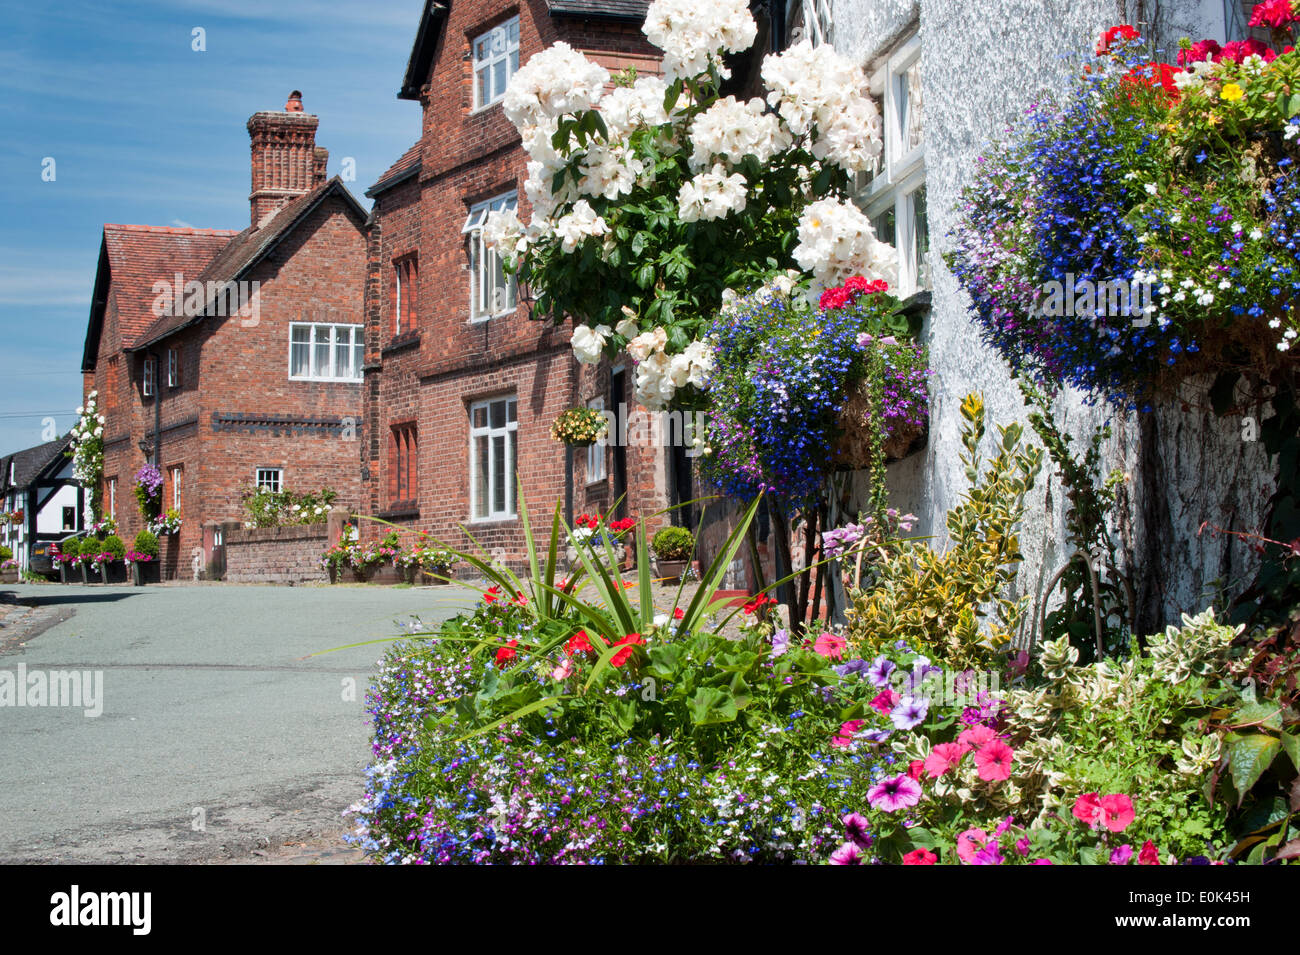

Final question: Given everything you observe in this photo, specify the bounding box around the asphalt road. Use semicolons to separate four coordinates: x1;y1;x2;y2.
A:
0;582;475;863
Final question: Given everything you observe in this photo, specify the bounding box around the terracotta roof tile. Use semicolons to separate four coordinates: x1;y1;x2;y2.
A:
367;142;422;197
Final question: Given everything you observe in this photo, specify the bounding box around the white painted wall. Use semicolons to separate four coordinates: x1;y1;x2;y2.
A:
831;0;1269;633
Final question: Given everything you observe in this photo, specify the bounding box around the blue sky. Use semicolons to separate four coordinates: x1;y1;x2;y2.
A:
0;0;426;457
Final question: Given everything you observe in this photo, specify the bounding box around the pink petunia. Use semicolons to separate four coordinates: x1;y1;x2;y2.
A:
1099;793;1135;833
1072;792;1105;828
956;828;989;864
958;724;999;748
831;719;866;748
830;842;863;865
902;848;937;865
973;740;1015;782
923;742;971;778
814;632;847;660
869;688;900;715
1138;840;1161;865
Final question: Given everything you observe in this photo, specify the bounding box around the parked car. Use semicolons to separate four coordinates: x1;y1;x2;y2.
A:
29;532;84;578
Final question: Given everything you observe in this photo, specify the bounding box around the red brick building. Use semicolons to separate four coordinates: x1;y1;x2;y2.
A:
361;0;689;567
81;93;368;578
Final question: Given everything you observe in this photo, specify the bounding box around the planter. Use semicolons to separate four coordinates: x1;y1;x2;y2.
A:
80;562;102;585
103;561;129;585
327;564;341;584
656;558;689;583
350;566;370;583
368;561;402;585
833;387;928;469
0;568;18;585
59;562;73;584
131;561;160;586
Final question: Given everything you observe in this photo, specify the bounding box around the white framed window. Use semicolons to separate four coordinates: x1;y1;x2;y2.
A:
256;468;283;493
170;466;182;512
469;396;518;520
108;477;117;519
790;0;834;47
586;397;606;483
167;347;180;388
289;323;364;381
473;17;520;110
855;33;930;297
142;357;156;397
464;193;518;321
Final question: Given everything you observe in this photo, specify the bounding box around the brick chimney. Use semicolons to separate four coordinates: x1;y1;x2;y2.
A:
246;91;330;227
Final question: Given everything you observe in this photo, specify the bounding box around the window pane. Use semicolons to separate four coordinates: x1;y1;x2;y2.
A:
477;67;489;107
314;326;332;378
490;399;506;430
493;60;507;100
901;60;924;153
508;429;517;513
912;185;931;290
506;398;517;423
475;434;489;517
353;340;364;379
473;405;487;429
872;206;896;248
291;340;310;377
492;435;506;513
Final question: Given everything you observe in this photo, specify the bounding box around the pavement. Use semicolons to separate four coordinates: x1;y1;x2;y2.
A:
0;581;476;864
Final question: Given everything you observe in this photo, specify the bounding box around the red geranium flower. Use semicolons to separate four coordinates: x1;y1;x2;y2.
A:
610;633;646;667
1177;38;1221;66
843;275;889;296
902;848;938;865
495;639;518;668
512;590;528;607
1096;24;1140;56
1217;37;1276;63
1250;0;1299;29
742;593;777;615
673;607;684;620
1121;61;1181;101
565;630;597;656
1138;840;1161;865
483;585;502;604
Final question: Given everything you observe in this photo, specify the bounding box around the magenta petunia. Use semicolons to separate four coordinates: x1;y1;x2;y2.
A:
973;739;1015;781
866;773;923;812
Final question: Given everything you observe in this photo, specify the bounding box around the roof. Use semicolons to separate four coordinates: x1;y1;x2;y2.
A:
366;142;422;198
546;1;652;20
1;435;73;490
125;178;369;352
80;225;237;370
398;1;652;100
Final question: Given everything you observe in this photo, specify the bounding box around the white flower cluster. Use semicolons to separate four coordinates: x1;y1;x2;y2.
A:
630;329;715;409
793;198;898;292
642;0;757;82
599;77;672;139
502;42;610;131
69;390;107;487
571;323;612;364
555;199;611;253
687;96;791;172
677;164;748;221
761;40;883;173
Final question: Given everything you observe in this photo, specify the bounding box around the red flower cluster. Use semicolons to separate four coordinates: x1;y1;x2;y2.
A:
1217;37;1278;63
1095;24;1140;56
742;593;777;615
608;518;636;532
1249;0;1299;29
495;639;519;668
1121;61;1182;101
575;513;601;529
1176;38;1220;66
610;633;645;667
902;848;938;865
565;630;596;656
818;276;890;311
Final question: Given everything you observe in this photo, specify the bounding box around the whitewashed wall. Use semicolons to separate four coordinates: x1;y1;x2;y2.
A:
832;0;1273;634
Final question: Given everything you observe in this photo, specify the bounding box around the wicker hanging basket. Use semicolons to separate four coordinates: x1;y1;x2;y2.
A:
831;382;928;470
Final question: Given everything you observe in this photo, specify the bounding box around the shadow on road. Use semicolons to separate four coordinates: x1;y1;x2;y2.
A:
1;589;141;607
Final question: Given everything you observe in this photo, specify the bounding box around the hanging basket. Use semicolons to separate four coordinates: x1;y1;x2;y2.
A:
831;386;928;470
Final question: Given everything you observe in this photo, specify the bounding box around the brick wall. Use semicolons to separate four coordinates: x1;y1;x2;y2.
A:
360;0;670;568
221;521;330;583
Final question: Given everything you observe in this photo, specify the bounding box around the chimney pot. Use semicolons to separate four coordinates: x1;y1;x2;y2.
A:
285;90;304;112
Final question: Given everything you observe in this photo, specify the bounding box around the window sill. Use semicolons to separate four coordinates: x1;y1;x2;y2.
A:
382;332;421;357
288;375;364;384
378;506;419;521
468;514;518;525
469;100;504;117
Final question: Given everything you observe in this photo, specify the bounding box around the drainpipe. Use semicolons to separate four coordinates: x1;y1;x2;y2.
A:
150;349;161;468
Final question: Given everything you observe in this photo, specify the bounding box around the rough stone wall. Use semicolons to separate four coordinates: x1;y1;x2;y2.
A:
833;0;1272;635
222;522;330;584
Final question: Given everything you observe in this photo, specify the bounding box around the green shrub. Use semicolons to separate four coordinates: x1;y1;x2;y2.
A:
0;544;11;562
133;530;159;558
100;535;126;560
60;538;81;558
651;526;694;561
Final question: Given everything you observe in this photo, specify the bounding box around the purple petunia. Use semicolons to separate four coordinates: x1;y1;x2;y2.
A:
866;774;923;813
890;694;928;730
770;628;790;658
834;658;872;679
830;841;864;865
867;656;896;687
